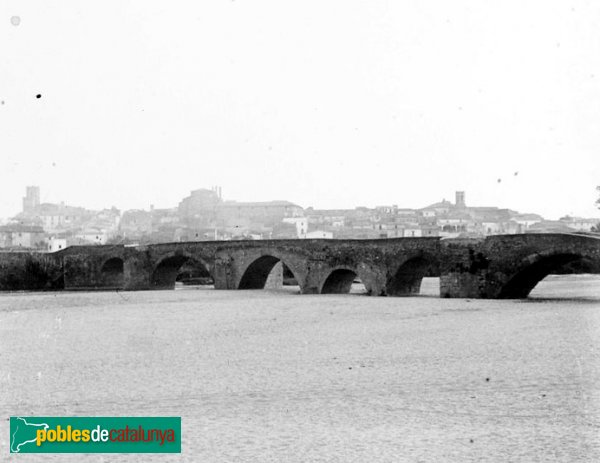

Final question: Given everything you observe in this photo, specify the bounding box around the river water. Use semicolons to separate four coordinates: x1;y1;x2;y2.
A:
0;275;599;462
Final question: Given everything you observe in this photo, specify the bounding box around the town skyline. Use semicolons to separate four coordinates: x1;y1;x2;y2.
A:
1;183;598;224
2;185;598;252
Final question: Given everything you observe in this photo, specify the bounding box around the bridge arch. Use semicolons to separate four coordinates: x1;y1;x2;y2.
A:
321;268;358;294
319;266;372;295
238;254;301;290
100;257;124;288
386;254;438;296
151;253;213;290
498;251;586;299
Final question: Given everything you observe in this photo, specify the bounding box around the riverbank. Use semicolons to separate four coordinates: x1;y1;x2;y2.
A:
1;275;599;462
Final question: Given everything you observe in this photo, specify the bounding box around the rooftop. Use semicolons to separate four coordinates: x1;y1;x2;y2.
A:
0;224;45;233
221;200;301;208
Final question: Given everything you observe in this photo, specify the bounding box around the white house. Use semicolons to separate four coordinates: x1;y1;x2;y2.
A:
559;216;599;232
47;238;67;252
73;228;109;245
306;230;333;239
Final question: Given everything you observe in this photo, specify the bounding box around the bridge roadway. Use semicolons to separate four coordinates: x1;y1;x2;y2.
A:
0;233;598;299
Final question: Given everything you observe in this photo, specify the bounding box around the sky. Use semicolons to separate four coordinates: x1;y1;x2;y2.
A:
1;1;599;220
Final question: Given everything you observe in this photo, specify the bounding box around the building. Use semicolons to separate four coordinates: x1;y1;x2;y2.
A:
306;230;333;239
47;237;67;252
73;228;109;245
558;216;600;232
526;220;577;234
0;224;46;249
16;188;98;233
178;187;222;228
436;211;472;237
420;199;454;217
283;217;308;238
402;224;423;237
455;191;466;208
119;210;153;238
219;200;304;229
22;186;40;212
512;213;543;232
14;188;121;245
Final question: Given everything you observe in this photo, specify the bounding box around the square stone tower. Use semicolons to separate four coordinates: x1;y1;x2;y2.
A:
23;186;40;212
455;191;466;208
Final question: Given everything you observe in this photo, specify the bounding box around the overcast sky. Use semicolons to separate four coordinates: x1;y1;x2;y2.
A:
1;1;599;220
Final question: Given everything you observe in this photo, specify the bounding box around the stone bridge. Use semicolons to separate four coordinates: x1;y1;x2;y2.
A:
0;233;599;299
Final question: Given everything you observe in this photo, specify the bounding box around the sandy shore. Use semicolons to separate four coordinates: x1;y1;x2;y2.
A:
1;276;599;462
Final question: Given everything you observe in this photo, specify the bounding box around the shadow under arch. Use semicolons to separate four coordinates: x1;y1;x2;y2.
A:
319;267;370;295
321;268;357;294
152;254;213;289
100;257;124;288
386;255;437;296
238;255;299;290
498;252;584;299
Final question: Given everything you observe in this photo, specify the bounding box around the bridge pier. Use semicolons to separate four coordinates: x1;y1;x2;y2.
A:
440;272;486;298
